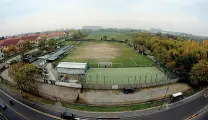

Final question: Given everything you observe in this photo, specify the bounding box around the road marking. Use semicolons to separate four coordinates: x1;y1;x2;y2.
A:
0;89;62;120
0;99;29;120
204;94;208;98
130;57;137;66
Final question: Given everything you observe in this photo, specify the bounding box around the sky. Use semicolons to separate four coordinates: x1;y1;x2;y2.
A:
0;0;208;36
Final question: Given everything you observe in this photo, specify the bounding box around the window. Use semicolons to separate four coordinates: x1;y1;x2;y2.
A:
2;55;3;58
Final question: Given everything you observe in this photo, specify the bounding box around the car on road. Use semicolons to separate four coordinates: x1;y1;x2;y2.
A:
169;92;184;103
0;102;6;110
60;112;88;120
61;112;75;120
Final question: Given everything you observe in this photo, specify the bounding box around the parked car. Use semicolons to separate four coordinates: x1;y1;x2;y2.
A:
0;102;6;110
61;112;75;120
169;92;184;103
122;87;136;94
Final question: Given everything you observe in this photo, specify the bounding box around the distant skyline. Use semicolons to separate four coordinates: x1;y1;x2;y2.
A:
1;0;208;36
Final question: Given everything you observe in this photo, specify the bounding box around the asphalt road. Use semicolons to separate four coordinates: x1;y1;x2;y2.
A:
0;90;60;120
194;110;208;120
0;84;207;120
122;95;208;120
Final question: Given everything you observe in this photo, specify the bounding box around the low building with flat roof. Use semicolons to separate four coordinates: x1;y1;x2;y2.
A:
57;62;88;81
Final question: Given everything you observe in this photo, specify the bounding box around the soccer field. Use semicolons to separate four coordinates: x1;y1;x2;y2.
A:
59;41;153;67
85;31;133;41
86;67;167;85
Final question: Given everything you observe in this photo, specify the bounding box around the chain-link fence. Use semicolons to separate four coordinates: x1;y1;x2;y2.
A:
82;78;179;89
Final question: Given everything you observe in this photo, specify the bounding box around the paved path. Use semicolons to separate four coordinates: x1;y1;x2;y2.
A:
0;68;13;83
46;63;57;81
79;83;191;105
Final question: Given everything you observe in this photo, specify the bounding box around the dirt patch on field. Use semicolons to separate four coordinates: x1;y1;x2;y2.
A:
70;42;120;60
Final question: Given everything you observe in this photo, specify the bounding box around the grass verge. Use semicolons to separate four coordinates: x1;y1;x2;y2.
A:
183;87;204;97
61;101;164;112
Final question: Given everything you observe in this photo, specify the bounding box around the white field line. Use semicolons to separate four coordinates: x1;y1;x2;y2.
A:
130;57;137;66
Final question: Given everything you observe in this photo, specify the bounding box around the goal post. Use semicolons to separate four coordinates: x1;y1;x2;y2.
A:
98;62;112;68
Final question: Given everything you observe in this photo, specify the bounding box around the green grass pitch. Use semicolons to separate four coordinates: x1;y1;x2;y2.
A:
86;67;167;85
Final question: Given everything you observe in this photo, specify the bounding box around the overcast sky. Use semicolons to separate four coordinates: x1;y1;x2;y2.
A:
1;0;208;36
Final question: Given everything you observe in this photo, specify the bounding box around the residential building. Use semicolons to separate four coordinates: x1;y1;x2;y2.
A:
82;26;101;30
0;38;23;50
21;35;42;46
42;32;66;40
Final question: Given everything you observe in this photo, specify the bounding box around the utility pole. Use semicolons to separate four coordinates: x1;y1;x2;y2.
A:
159;74;171;110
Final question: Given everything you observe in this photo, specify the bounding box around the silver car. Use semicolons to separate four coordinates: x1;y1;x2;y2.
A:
0;102;6;110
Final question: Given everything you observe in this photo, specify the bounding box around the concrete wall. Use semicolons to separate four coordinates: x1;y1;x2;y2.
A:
57;67;85;74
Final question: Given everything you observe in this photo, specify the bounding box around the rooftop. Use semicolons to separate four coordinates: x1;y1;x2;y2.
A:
57;62;87;69
21;35;40;41
0;38;22;46
172;92;183;97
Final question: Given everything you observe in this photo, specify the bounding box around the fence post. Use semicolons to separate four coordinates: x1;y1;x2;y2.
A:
96;75;98;84
104;76;105;84
151;76;152;83
121;74;123;84
145;75;147;83
155;74;157;82
90;76;92;84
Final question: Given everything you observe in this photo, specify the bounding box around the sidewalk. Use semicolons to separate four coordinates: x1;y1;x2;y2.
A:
0;82;207;118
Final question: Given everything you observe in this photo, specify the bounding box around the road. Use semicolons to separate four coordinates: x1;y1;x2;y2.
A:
122;95;208;120
0;84;207;120
194;110;208;120
0;89;61;120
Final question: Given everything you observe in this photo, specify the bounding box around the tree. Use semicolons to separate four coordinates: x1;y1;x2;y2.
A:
47;38;56;47
8;63;42;95
0;36;4;40
190;59;208;85
38;39;46;51
18;41;32;56
5;44;17;56
124;39;129;43
103;36;107;40
71;30;83;39
110;37;114;41
24;41;32;50
133;39;139;49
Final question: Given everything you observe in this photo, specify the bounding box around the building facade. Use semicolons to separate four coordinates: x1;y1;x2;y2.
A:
0;48;4;60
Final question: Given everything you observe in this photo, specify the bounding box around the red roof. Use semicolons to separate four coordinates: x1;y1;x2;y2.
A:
44;32;65;37
0;38;21;46
21;35;40;41
5;36;22;40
